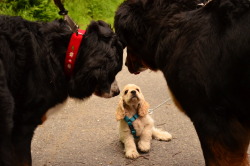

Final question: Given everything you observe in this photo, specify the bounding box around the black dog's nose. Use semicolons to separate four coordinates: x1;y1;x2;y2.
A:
131;90;136;95
113;89;120;96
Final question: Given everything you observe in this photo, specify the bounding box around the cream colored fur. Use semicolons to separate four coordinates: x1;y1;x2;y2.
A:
116;84;172;159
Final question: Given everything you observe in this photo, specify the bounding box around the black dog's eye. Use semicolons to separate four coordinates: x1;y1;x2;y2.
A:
124;90;128;95
136;88;140;92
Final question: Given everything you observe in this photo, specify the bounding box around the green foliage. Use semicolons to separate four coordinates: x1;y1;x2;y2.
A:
0;0;59;21
64;0;123;28
0;0;123;27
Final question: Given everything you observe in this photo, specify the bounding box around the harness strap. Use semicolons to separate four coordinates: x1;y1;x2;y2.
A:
124;114;139;138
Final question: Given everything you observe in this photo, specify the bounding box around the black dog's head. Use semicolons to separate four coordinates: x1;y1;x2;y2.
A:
114;0;201;74
68;20;123;99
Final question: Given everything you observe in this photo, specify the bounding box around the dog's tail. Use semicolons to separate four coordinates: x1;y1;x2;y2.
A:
152;127;172;141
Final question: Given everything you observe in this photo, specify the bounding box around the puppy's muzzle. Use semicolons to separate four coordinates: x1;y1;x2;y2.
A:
130;90;139;101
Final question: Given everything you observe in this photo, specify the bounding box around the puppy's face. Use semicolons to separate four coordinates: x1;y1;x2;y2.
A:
69;20;123;99
122;84;144;106
116;84;149;120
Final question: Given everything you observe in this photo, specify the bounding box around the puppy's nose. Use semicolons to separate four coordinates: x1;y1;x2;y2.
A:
131;90;136;95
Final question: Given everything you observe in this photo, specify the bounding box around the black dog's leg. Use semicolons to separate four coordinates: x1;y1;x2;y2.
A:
0;60;15;166
193;115;249;166
12;124;38;166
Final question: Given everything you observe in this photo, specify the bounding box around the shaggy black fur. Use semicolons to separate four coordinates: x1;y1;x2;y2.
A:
0;15;123;166
114;0;250;165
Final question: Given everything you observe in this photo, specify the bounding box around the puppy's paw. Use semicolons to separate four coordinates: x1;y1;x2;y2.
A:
125;149;140;159
155;131;172;141
138;141;150;152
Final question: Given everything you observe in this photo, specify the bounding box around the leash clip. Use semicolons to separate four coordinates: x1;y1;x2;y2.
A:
148;109;154;114
63;15;79;33
53;0;79;33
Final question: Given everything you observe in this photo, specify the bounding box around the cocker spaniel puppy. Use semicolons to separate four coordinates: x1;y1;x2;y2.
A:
116;84;172;159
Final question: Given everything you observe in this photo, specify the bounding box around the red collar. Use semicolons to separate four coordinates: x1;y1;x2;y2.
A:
65;29;86;76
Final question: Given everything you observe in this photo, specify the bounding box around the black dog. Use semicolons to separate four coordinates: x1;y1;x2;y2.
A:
0;15;123;166
115;0;250;165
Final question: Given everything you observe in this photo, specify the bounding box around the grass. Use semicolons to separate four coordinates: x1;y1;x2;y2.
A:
64;0;123;28
0;0;123;28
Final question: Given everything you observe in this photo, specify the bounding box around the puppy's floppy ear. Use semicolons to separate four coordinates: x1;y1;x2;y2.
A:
138;100;149;117
115;98;125;121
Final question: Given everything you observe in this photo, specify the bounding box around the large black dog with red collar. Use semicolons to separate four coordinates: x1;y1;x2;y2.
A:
0;15;123;166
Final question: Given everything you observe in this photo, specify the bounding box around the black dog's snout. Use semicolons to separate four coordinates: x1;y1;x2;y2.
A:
114;89;120;96
131;90;136;95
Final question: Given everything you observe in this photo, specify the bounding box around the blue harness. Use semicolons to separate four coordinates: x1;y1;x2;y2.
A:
124;114;139;138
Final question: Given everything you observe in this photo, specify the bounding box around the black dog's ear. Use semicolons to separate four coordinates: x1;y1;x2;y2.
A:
86;20;113;38
97;20;113;38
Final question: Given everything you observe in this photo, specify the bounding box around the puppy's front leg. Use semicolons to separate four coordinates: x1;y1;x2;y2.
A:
138;123;153;152
120;122;139;159
123;135;139;159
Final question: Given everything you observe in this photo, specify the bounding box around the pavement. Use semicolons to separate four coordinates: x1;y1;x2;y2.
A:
32;52;250;166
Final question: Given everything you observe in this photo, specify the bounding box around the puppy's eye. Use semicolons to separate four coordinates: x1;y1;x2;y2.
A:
124;90;128;95
136;88;140;92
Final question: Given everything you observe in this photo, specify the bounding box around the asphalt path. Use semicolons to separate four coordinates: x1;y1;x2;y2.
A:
32;52;250;166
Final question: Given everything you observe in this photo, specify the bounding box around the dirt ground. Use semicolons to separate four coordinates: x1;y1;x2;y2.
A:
32;54;250;166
